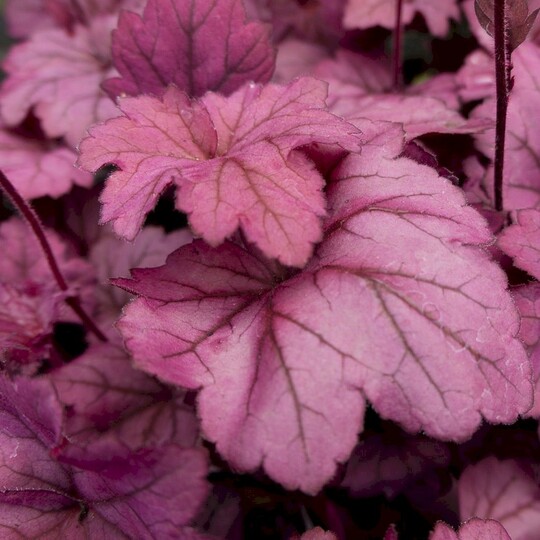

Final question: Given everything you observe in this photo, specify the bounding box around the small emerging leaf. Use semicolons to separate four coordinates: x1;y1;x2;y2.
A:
474;0;540;50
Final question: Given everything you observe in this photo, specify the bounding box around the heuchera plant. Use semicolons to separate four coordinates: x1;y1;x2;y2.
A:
2;0;540;537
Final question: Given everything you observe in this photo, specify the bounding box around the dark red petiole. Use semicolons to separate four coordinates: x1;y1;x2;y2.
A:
0;171;108;343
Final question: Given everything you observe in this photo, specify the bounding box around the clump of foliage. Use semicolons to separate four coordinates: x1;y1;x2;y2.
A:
1;0;540;538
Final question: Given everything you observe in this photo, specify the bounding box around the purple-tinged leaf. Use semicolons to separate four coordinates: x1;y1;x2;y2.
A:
344;0;460;37
498;209;540;279
51;343;199;452
0;129;92;199
71;446;209;540
0;283;57;368
0;218;95;313
0;374;209;538
0;218;96;364
430;519;511;540
342;431;450;498
115;148;531;493
475;0;540;51
247;0;347;44
90;226;192;323
459;457;540;539
104;0;275;99
0;16;118;147
79;79;362;266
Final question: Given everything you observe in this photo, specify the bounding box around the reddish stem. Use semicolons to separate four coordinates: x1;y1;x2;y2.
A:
392;0;404;90
493;0;512;211
0;171;107;343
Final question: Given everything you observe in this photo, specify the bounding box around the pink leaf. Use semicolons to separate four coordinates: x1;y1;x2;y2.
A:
314;53;490;140
430;519;511;540
104;0;275;99
344;0;460;38
5;0;145;37
0;17;118;147
513;284;540;418
498;209;540;279
0;129;92;199
79;79;362;266
472;88;540;209
313;50;392;97
459;457;540;539
114;148;531;493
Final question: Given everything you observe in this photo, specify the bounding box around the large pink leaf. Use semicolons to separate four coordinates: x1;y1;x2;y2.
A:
0;16;118;147
459;457;540;539
498;209;540;279
430;519;511;540
79;79;362;266
0;128;92;199
104;0;275;99
344;0;460;37
114;143;531;493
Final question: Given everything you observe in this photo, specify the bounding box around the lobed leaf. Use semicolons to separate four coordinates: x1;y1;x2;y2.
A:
115;148;531;493
0;129;92;199
104;0;275;99
79;78;362;266
0;16;119;147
